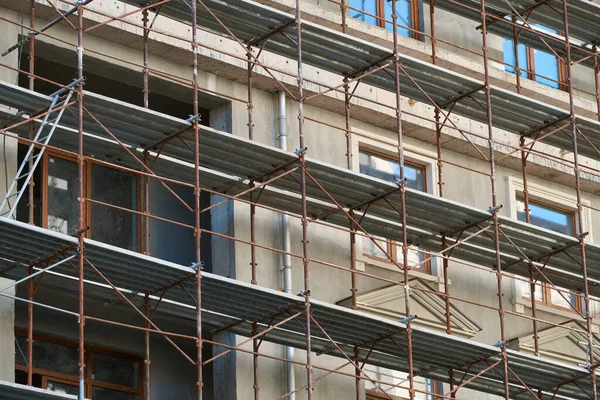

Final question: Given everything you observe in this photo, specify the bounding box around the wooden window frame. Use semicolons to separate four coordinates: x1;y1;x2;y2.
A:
15;329;144;399
516;195;581;313
359;147;431;274
37;150;142;251
510;41;567;91
352;0;421;40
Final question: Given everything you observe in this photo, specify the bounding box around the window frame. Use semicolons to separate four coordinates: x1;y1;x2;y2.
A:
33;149;142;251
15;329;144;399
358;146;431;274
516;195;581;313
507;177;591;316
504;37;567;91
349;0;421;40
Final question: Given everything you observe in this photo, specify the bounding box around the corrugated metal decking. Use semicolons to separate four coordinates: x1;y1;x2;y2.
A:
0;381;82;400
0;81;597;296
115;0;600;159
0;218;595;399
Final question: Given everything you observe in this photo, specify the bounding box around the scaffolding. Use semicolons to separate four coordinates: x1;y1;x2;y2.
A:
0;0;599;398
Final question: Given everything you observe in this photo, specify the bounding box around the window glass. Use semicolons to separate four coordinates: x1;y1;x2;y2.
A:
383;0;412;37
521;281;544;302
534;48;559;88
47;157;79;235
517;196;577;310
532;24;559;89
363;237;390;260
350;0;377;25
15;336;79;376
516;197;574;236
503;39;528;78
549;288;576;309
16;144;42;226
359;150;426;266
502;24;560;89
359;150;425;191
90;164;138;251
92;352;139;388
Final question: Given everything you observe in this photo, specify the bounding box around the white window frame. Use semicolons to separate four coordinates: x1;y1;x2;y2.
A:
351;130;440;282
506;176;594;317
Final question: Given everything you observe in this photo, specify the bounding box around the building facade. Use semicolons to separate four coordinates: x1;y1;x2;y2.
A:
0;0;599;399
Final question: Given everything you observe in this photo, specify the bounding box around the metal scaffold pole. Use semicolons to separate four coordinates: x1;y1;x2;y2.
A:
391;0;414;398
142;11;151;399
479;0;510;398
76;1;86;398
295;0;313;397
562;1;598;397
191;0;203;397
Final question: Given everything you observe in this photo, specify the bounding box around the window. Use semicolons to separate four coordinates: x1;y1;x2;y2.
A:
350;0;420;39
365;376;442;399
503;25;566;89
516;195;580;312
359;149;429;273
15;332;142;399
17;147;139;251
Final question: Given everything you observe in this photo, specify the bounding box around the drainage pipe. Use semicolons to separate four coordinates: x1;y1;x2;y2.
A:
278;90;295;399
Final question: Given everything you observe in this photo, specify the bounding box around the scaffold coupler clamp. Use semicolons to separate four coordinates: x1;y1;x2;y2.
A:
294;147;307;156
487;205;502;214
191;261;204;271
493;340;507;347
298;289;311;297
395;177;408;187
400;315;416;324
187;114;201;123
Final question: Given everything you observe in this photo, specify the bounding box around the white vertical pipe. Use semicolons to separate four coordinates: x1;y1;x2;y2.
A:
278;90;295;399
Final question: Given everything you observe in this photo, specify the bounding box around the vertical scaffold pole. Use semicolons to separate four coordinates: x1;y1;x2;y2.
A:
429;0;436;64
594;45;600;122
26;0;36;383
561;2;597;397
391;0;414;398
141;12;151;398
27;265;33;386
479;1;510;398
144;294;151;399
511;16;521;94
247;34;260;400
191;0;203;398
76;1;86;399
295;0;313;398
27;0;35;226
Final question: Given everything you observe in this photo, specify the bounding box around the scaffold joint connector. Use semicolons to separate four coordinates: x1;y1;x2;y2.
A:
191;261;204;271
487;205;503;214
294;147;307;156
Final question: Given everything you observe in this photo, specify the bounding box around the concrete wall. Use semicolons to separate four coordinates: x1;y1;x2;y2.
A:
0;0;599;398
0;278;15;382
0;11;19;385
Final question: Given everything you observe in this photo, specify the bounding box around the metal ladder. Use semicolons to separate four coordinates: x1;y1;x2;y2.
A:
0;78;83;219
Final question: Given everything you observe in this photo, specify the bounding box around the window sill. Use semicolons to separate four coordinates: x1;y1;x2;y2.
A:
357;255;441;284
514;298;600;332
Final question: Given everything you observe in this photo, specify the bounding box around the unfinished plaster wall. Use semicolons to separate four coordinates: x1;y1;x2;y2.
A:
0;9;19;384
